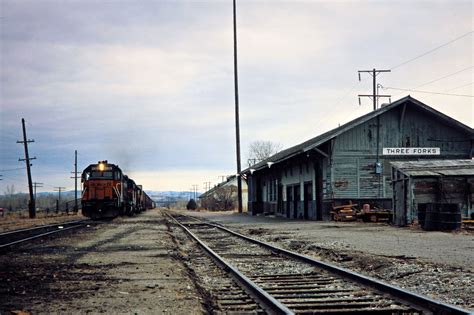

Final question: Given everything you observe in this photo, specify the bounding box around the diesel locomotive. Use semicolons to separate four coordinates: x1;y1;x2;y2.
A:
81;161;155;219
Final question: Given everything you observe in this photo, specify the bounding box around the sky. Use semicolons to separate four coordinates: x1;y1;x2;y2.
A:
0;0;472;193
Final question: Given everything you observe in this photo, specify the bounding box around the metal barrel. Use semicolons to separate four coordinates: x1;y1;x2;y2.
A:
417;203;427;227
438;204;461;231
423;203;439;231
423;203;461;231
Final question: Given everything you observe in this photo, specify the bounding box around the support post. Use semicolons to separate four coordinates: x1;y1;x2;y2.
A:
17;118;36;218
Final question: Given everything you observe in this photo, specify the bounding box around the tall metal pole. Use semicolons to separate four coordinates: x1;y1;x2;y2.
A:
233;0;243;213
17;118;36;218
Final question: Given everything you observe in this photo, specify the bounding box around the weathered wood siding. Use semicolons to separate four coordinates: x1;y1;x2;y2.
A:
328;105;472;199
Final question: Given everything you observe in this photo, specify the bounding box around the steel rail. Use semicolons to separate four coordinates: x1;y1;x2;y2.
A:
0;224;86;249
205;221;471;315
0;219;89;237
166;213;294;315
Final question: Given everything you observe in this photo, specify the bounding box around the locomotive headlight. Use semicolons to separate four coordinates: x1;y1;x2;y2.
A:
98;163;105;171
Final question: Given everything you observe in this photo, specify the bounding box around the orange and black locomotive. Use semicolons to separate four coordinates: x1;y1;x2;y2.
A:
81;161;154;219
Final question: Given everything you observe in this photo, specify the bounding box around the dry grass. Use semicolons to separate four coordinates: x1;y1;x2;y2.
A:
0;209;84;233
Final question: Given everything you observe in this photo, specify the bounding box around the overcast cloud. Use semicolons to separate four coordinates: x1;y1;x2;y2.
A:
0;0;472;192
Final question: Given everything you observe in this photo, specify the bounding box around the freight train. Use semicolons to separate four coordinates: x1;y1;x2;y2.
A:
81;161;155;219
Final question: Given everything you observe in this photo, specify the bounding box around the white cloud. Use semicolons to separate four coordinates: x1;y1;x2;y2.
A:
126;168;235;191
1;0;472;192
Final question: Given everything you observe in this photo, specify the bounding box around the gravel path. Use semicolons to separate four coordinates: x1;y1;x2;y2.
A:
184;210;474;270
0;210;203;314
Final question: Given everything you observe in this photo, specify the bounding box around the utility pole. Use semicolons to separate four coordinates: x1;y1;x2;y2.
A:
203;181;211;192
192;184;198;200
33;182;43;201
233;0;243;213
358;68;391;110
70;150;80;214
54;187;66;214
219;175;227;183
248;158;257;167
17;118;36;218
357;69;391;199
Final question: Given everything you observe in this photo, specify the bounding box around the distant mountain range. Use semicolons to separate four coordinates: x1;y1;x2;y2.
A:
31;190;200;201
145;191;201;201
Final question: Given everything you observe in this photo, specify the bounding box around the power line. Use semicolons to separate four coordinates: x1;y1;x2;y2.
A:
446;82;473;92
0;167;26;172
413;66;473;89
381;86;473;97
390;31;473;70
0;173;29;184
390;66;474;99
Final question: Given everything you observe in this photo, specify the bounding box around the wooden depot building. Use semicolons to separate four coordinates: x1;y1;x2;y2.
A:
242;96;473;220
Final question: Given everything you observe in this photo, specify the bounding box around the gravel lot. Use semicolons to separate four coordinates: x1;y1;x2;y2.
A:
1;208;472;313
0;210;203;314
175;209;474;310
183;210;473;270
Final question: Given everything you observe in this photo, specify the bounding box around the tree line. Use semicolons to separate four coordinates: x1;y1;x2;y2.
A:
0;184;75;212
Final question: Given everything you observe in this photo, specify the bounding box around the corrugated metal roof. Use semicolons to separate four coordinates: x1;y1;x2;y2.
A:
243;96;474;174
440;169;474;176
391;159;474;177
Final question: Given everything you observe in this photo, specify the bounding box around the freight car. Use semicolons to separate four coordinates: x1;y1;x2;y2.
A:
81;161;154;219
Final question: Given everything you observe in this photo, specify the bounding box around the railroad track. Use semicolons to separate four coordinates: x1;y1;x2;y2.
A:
0;220;91;250
166;212;470;315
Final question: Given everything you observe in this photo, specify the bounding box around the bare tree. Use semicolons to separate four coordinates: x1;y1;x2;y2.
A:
3;184;16;211
202;186;237;211
4;184;15;197
247;140;282;166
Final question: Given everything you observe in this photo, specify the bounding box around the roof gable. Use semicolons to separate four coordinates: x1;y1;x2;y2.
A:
244;96;473;173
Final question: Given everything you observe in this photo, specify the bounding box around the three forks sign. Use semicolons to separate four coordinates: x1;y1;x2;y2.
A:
383;147;440;155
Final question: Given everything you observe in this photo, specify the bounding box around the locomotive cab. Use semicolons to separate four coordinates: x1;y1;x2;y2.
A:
82;161;124;219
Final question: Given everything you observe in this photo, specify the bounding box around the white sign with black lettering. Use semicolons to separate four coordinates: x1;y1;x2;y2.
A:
383;147;440;155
